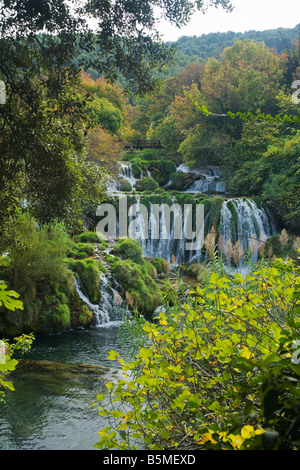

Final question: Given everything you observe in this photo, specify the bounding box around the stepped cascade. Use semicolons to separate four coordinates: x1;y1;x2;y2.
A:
103;161;276;265
177;164;226;194
78;159;276;324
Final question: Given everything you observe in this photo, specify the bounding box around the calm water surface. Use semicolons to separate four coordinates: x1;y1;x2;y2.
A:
0;325;129;450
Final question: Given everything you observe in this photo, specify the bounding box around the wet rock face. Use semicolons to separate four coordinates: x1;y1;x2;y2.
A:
165;165;226;193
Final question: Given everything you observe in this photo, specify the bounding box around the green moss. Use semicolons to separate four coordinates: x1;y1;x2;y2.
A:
175;193;195;206
210;196;224;229
227;200;238;238
112;258;163;317
152;257;171;275
252;196;263;209
118;180;133;192
169;172;185;190
183;263;210;284
67;242;95;259
67;258;101;304
123;152;137;161
69;290;93;327
53;304;71;329
75;231;101;243
140;149;160;161
113;238;144;265
136;176;159;192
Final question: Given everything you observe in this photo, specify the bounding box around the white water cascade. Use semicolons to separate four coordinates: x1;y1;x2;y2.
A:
124;195;276;267
218;198;276;265
173;164;226;194
74;272;125;327
104;160;276;271
184;169;226;194
119;162;138;187
126;195;206;265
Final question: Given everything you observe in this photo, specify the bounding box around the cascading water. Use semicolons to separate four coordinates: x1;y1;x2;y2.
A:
74;272;125;327
119;162;138;187
184;172;226;194
168;163;226;194
218;198;276;266
104;160;276;270
124;195;275;267
106;162;139;196
126;195;206;265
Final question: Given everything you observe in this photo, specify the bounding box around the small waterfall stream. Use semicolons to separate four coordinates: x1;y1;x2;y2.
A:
118;162;138;187
74;272;125;328
183;166;226;194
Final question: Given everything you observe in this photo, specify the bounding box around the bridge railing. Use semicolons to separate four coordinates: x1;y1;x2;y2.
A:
124;139;163;149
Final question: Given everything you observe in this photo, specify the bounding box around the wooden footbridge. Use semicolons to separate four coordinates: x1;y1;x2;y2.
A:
124;139;163;150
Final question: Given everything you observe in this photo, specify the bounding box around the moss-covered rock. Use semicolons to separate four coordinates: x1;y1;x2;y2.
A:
66;258;102;304
151;257;171;275
111;238;164;317
168;171;186;190
74;231;102;244
67;242;95;259
118;179;133;192
136;176;159;192
113;238;144;265
112;258;163;317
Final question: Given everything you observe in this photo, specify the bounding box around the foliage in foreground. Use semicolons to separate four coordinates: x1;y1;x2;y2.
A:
94;256;300;450
0;284;34;402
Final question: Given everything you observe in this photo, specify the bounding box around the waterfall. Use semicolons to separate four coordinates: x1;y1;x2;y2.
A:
119;162;138;187
127;195;205;265
74;272;125;328
184;176;226;194
124;196;275;267
218;198;275;265
183;166;226;194
103;159;276;272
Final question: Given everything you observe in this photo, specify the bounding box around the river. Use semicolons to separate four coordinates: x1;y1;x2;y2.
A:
0;324;129;450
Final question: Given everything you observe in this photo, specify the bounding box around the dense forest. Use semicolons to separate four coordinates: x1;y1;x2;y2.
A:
0;0;300;452
164;23;300;77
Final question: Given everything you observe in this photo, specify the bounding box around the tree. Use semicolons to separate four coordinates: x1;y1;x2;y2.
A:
201;40;284;116
0;0;233;231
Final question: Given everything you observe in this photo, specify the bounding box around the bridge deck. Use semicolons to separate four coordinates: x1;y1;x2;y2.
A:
124;139;163;150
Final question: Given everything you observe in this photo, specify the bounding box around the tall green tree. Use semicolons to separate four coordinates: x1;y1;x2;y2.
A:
0;0;233;230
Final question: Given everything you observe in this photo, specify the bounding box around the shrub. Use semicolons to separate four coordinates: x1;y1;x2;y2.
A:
75;231;101;243
0;212;73;334
112;258;162;317
118;180;132;192
136;176;159;192
95;256;300;450
113;239;144;265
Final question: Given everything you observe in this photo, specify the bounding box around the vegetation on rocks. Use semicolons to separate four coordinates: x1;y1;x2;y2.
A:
111;239;166;317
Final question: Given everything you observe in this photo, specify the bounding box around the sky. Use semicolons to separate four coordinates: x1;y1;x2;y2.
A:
157;0;300;42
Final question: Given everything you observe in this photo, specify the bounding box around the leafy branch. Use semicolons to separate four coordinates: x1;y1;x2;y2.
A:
185;91;300;124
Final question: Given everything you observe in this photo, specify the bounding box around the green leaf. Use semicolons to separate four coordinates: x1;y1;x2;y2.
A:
107;350;120;361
